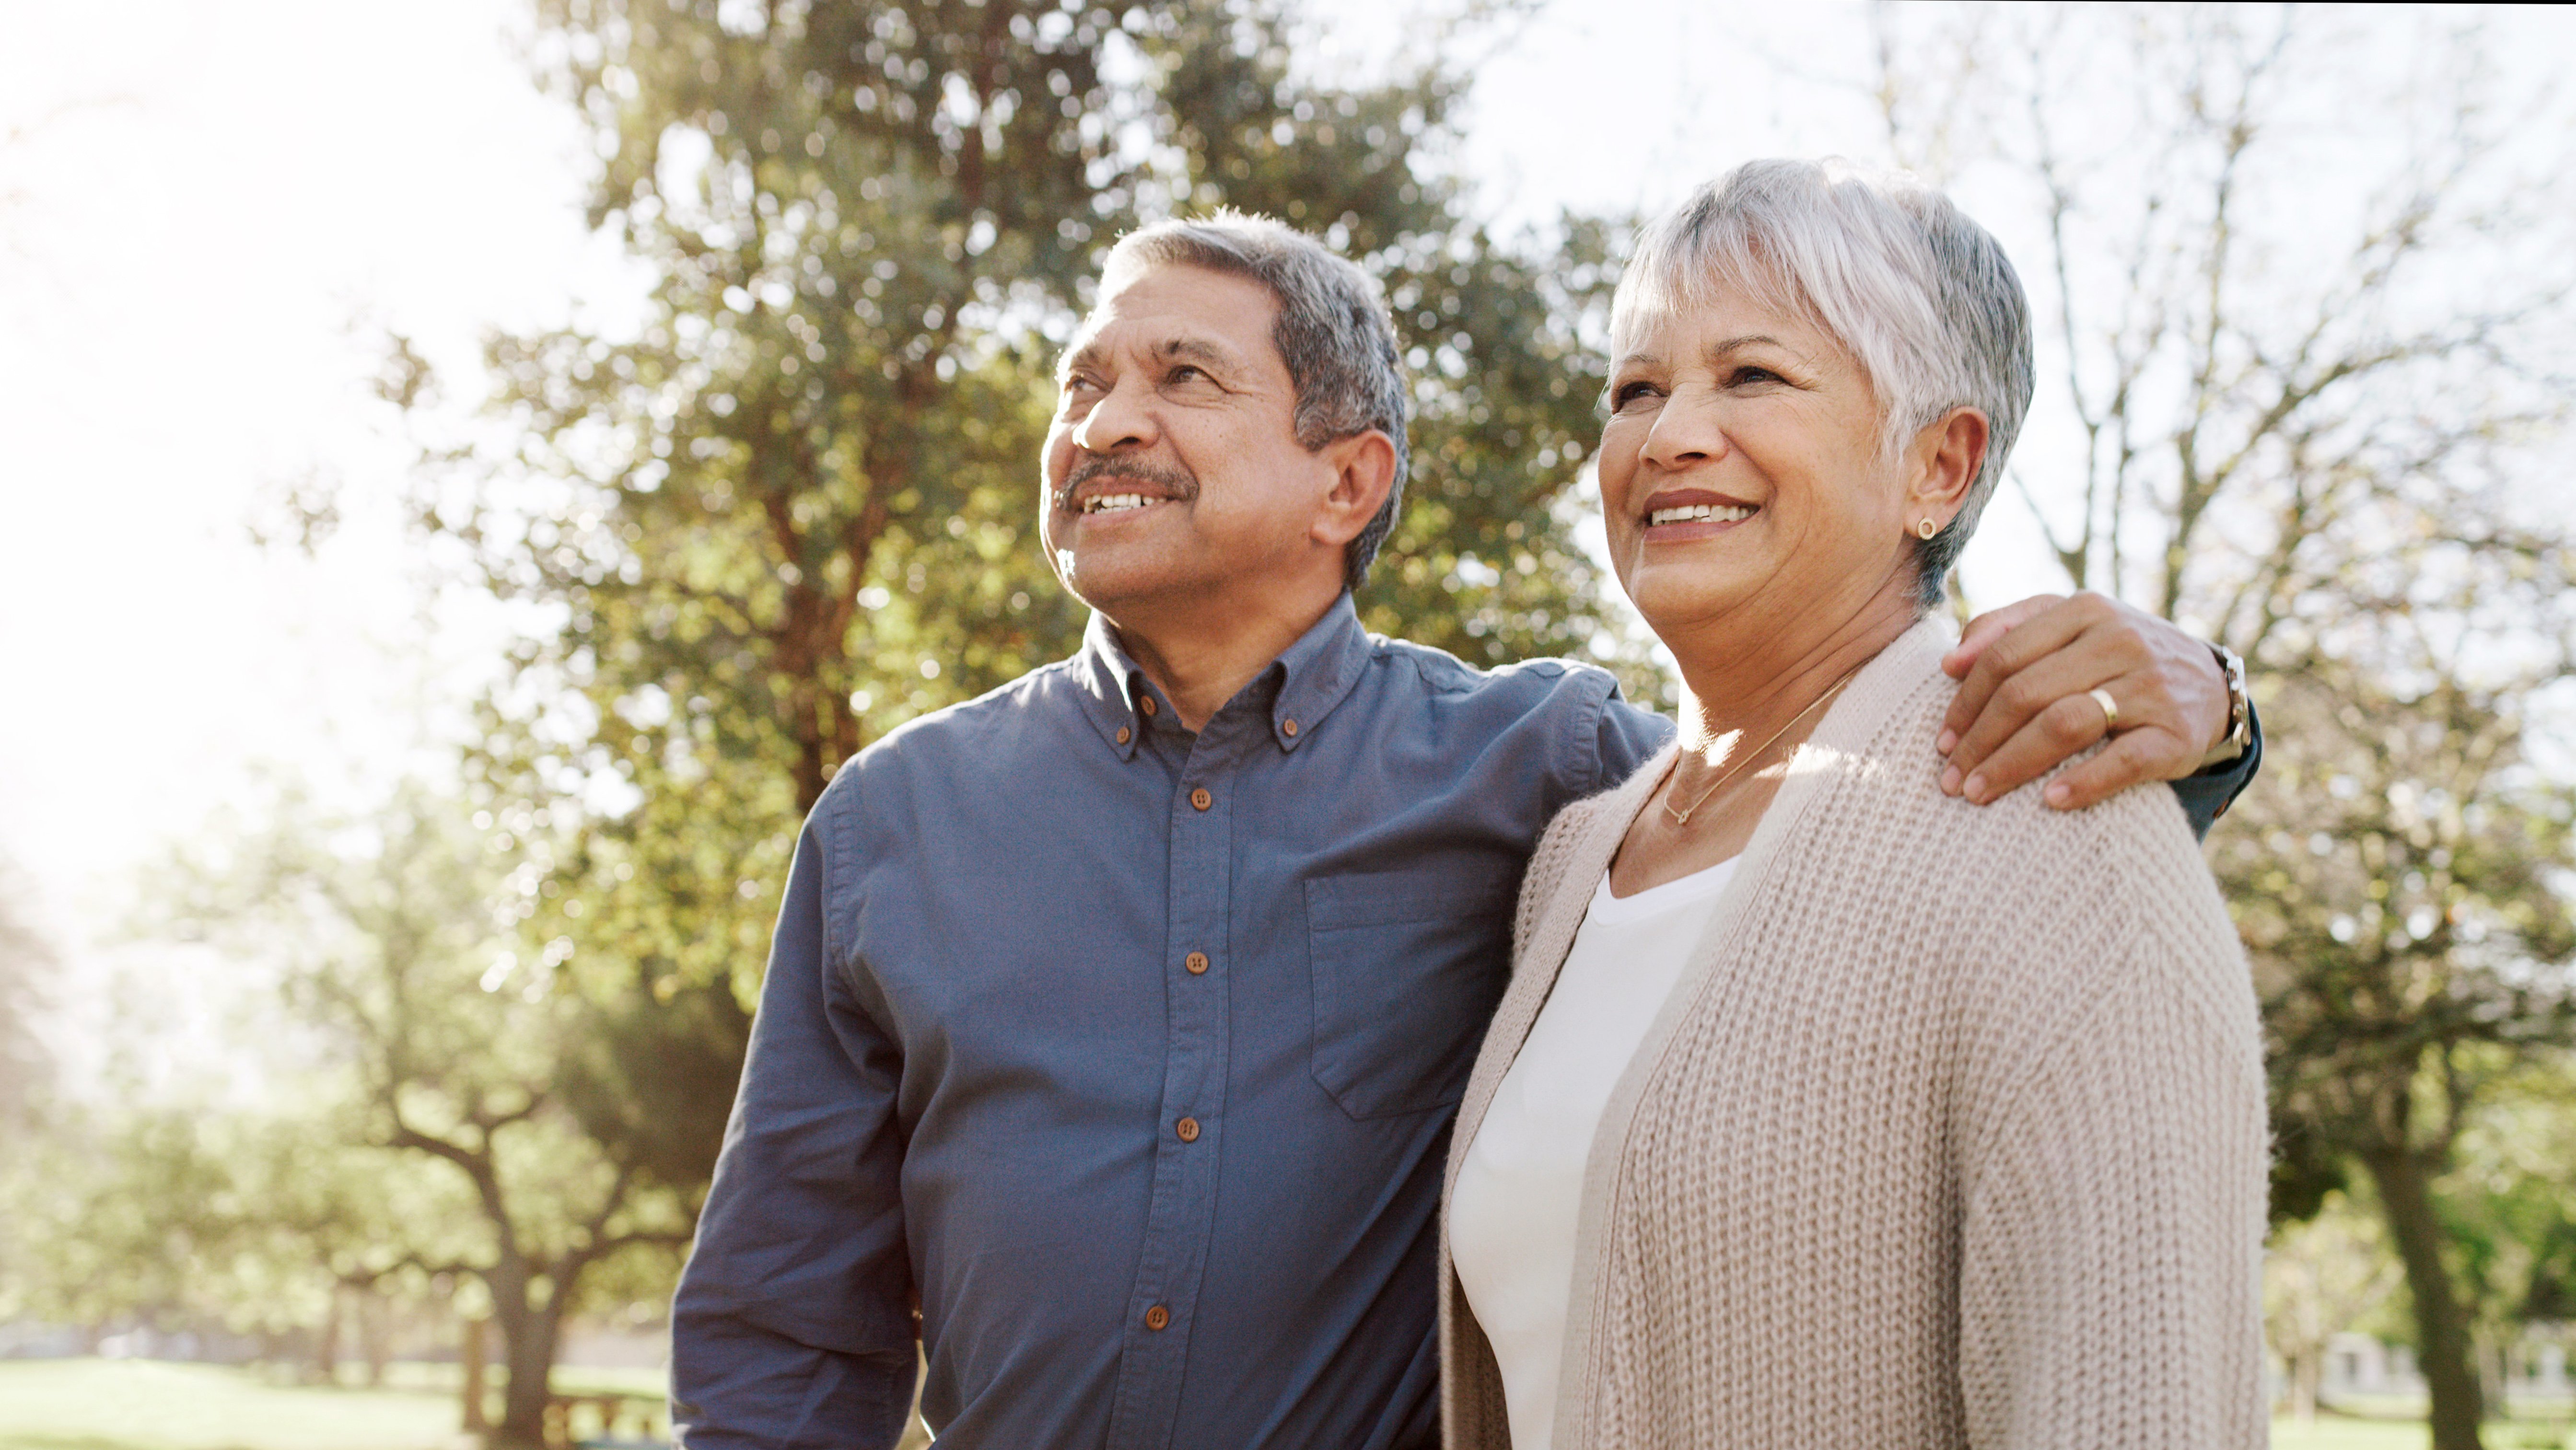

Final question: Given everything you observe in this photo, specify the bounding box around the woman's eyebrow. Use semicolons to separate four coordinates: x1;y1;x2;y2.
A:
1703;333;1792;360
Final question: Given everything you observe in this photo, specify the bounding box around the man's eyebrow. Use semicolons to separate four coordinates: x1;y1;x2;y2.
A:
1055;332;1243;381
1153;335;1238;370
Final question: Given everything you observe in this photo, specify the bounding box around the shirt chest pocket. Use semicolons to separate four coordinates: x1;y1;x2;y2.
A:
1305;866;1519;1120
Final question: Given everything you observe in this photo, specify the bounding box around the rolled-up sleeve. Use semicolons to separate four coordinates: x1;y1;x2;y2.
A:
1594;690;1677;793
2170;698;2263;840
672;810;917;1450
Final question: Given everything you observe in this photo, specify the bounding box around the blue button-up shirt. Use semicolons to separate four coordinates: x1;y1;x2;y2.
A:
672;595;1669;1450
670;595;2257;1450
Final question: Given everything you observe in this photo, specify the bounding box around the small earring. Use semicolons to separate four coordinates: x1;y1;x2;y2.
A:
1916;517;1939;540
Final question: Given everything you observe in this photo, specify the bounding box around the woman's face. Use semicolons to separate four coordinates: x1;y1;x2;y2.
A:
1597;282;1920;654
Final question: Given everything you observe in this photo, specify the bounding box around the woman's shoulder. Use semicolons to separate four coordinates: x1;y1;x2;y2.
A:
1840;627;2203;872
1820;632;2243;986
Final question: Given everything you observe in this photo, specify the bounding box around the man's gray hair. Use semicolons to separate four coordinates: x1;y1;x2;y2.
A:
1613;159;2033;608
1103;212;1410;592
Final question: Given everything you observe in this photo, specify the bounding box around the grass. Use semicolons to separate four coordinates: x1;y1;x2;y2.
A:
2271;1412;2576;1450
0;1359;467;1450
2272;1417;2434;1450
12;1358;2546;1450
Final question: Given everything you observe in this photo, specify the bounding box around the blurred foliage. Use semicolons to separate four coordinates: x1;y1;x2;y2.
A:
2445;1060;2576;1394
407;0;1649;1009
2226;662;2576;1201
2220;662;2576;1433
1875;8;2576;1442
137;788;695;1448
0;853;49;1138
0;1103;468;1372
2266;1188;2401;1419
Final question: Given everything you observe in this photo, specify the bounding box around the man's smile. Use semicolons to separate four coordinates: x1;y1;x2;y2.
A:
1055;455;1200;520
1079;491;1167;515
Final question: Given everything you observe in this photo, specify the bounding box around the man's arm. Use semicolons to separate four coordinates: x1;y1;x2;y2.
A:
1934;592;2261;836
672;813;919;1450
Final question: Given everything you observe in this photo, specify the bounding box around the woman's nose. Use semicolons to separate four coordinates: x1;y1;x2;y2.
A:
1641;396;1726;472
1072;377;1158;453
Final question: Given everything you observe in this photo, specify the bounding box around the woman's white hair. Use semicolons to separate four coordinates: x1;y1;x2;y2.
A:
1612;158;2034;607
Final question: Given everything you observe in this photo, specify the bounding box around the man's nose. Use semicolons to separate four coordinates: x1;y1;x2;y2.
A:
1072;376;1158;453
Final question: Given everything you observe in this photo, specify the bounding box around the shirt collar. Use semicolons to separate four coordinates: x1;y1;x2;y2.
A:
1072;593;1374;758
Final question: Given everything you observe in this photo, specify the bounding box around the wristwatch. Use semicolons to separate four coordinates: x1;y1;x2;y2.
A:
2199;642;2251;769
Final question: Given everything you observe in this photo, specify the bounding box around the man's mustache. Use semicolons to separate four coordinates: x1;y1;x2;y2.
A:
1051;455;1201;512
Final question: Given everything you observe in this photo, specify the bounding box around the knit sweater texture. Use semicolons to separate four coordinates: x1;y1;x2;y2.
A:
1438;620;2270;1450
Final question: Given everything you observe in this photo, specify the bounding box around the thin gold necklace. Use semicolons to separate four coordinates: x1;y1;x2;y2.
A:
1662;667;1864;827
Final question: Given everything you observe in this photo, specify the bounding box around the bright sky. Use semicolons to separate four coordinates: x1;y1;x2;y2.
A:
1;1;596;906
2;1;2567;1079
0;0;1879;943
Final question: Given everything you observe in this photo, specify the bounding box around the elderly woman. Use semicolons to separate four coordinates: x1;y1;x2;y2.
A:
1440;161;2267;1450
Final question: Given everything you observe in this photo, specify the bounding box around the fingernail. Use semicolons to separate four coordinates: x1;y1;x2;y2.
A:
1936;730;1958;754
1940;766;1962;795
2045;781;2071;808
1963;772;1987;802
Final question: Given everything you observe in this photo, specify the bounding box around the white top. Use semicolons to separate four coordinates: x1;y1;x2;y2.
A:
1448;856;1739;1450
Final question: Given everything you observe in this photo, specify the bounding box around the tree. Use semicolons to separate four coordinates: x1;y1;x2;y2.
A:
0;857;57;1333
0;854;49;1137
382;0;1656;1280
2266;1189;2401;1421
2440;1057;2576;1415
1870;8;2576;1445
162;790;697;1449
2228;664;2576;1438
0;1102;460;1368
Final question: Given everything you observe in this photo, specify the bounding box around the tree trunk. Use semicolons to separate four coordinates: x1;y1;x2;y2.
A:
462;1316;490;1434
2363;1146;2485;1450
360;1288;389;1388
492;1290;566;1450
2292;1348;2320;1421
314;1287;341;1385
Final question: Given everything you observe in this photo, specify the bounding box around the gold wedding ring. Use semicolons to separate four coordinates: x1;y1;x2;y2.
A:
2087;687;2120;732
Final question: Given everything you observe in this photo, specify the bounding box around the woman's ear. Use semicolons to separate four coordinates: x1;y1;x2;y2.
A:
1905;406;1989;531
1311;429;1399;548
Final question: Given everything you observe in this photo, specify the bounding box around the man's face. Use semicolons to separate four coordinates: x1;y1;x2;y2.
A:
1041;263;1344;619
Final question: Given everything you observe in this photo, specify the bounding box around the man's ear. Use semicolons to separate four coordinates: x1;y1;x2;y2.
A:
1905;406;1989;530
1311;429;1399;548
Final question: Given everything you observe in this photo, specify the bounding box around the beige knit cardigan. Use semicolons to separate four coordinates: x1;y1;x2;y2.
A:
1438;620;2269;1450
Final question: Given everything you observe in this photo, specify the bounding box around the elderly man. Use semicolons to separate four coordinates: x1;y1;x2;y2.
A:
670;215;2259;1449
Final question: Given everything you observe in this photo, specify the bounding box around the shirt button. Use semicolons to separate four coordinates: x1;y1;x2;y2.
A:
1176;1116;1201;1142
1184;951;1209;975
1282;718;1299;737
1139;696;1158;717
1144;1304;1171;1331
1190;787;1212;811
1115;726;1131;745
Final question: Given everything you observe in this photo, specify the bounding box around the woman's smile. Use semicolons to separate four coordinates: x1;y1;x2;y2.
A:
1640;487;1760;542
